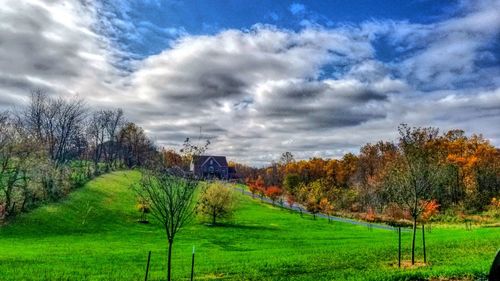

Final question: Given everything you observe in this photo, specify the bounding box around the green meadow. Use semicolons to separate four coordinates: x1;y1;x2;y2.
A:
0;171;497;281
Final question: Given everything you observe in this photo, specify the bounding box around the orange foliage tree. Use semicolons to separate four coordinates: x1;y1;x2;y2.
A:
265;186;283;205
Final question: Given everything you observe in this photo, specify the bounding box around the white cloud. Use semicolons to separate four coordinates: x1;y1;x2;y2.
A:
0;0;499;166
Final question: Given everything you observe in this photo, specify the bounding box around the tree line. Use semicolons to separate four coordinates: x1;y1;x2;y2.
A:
241;125;499;265
0;91;157;221
242;125;500;221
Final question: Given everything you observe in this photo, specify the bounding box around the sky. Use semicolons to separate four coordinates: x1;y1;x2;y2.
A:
0;0;499;166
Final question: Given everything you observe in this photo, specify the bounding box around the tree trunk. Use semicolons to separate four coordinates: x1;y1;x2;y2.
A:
212;210;216;225
167;239;173;281
411;217;417;265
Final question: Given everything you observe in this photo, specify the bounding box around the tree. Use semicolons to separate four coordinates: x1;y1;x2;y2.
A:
283;173;300;196
21;90;86;165
103;109;124;170
161;149;183;168
265;186;283;205
301;180;322;219
280;151;295;165
286;194;296;210
197;181;236;225
180;136;210;168
86;110;107;175
384;124;441;265
0;112;37;219
319;197;334;222
136;170;198;281
247;176;265;199
118;123;156;168
136;198;150;223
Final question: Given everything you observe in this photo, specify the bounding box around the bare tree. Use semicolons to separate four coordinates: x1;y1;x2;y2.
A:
103;109;124;170
136;170;198;281
0;112;36;219
22;90;87;165
279;151;295;165
86;110;107;175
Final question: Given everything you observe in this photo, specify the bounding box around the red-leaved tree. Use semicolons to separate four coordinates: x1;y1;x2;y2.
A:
265;186;283;205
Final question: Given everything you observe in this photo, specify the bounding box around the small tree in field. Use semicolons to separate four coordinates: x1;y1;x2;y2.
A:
421;199;439;229
319;197;334;222
384;124;441;265
136;198;150;223
265;186;283;205
247;176;264;198
197;182;236;225
136;170;197;281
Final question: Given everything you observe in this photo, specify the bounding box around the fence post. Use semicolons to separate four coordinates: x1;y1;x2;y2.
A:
191;246;195;281
398;227;401;268
422;223;427;263
144;251;151;281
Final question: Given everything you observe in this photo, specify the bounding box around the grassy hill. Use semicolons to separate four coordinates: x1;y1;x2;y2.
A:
0;171;498;281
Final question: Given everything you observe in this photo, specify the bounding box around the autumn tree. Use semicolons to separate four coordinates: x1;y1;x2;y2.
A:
161;149;183;168
197;181;236;225
301;180;322;219
286;194;296;209
419;199;439;262
247;176;265;198
319;197;334;222
283;173;300;196
265;186;283;205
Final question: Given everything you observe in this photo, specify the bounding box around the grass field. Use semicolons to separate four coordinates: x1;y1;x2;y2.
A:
0;171;498;281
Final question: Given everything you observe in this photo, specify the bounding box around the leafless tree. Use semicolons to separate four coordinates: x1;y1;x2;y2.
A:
136;170;198;281
86;110;107;175
103;109;124;170
21;90;87;165
0;112;36;219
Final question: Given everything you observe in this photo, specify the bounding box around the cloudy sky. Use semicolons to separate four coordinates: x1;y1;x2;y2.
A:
1;0;499;166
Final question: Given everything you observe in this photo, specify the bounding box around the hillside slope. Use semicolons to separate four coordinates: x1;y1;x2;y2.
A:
0;171;498;281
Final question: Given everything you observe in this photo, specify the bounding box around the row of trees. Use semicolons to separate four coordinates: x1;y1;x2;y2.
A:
242;125;499;264
0;91;157;221
242;125;499;217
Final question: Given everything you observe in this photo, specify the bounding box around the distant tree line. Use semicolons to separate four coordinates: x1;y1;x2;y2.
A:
0;90;158;221
242;124;500;222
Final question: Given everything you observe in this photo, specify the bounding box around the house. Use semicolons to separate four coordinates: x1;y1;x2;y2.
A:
191;155;234;180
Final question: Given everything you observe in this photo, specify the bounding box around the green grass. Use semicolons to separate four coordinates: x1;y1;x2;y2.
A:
0;171;498;280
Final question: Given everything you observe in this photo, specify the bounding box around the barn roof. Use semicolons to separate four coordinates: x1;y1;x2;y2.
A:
193;155;228;167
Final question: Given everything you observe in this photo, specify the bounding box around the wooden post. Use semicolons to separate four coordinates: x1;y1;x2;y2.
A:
190;246;195;281
398;227;401;268
144;251;151;281
422;223;427;263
